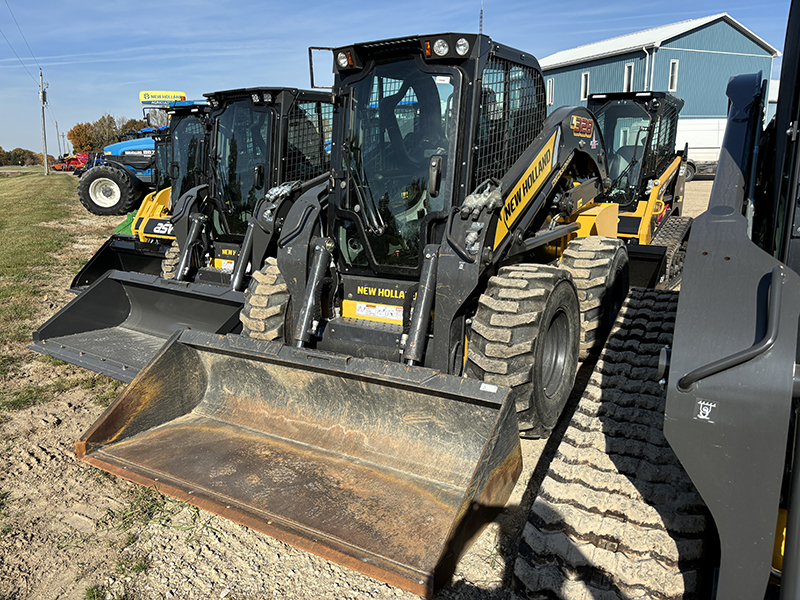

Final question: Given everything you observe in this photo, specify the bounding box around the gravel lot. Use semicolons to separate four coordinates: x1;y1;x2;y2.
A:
0;180;713;600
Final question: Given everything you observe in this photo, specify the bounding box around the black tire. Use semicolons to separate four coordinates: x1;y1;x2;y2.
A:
514;288;715;600
240;257;291;341
77;165;141;215
466;265;580;438
559;237;629;359
161;240;180;280
684;161;696;182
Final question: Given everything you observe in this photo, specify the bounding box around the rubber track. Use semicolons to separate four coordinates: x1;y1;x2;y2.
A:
160;240;180;280
559;237;627;359
466;264;569;412
514;288;713;600
240;257;290;341
652;216;692;289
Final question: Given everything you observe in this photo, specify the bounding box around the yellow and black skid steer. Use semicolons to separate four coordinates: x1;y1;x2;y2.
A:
588;91;692;287
33;88;333;381
75;34;683;596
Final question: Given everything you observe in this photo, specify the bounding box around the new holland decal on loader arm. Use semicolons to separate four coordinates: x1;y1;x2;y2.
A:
33;88;333;382
73;33;691;597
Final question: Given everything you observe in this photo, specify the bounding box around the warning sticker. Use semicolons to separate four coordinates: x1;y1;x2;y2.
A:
355;302;403;322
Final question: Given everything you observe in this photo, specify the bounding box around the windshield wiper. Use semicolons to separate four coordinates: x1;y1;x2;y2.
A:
341;142;385;236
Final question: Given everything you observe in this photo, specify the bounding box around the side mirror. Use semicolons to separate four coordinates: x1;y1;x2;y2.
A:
254;163;265;190
428;155;442;197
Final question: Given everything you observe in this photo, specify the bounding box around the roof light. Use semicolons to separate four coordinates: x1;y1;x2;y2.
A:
455;38;470;56
424;40;432;57
433;39;449;57
337;51;349;69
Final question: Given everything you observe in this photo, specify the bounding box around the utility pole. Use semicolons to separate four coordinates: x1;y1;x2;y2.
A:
54;121;62;157
39;69;49;175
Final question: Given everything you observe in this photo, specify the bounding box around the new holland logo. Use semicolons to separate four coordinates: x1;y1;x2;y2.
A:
493;132;558;248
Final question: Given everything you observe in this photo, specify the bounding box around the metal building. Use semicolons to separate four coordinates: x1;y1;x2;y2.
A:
539;14;780;167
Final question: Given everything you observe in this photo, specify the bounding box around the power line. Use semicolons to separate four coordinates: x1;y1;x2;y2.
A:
0;25;36;83
4;0;41;71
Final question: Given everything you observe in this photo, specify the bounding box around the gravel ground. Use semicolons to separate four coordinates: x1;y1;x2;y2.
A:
0;180;713;600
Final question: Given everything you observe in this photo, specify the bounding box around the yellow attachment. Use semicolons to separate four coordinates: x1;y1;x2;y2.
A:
773;508;787;573
132;187;172;242
575;203;619;238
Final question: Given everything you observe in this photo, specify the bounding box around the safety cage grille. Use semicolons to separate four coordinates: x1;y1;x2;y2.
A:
472;58;546;192
645;100;680;179
284;101;333;182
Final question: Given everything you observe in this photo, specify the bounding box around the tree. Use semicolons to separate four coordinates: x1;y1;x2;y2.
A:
119;118;148;136
93;113;119;149
68;122;94;152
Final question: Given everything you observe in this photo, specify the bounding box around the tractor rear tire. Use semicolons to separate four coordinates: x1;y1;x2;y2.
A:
465;265;580;438
77;165;141;215
560;237;629;359
514;288;716;599
240;257;291;341
161;240;180;280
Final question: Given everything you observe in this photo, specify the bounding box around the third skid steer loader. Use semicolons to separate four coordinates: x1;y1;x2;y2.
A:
588;91;693;287
33;87;333;381
71;100;211;289
74;34;684;597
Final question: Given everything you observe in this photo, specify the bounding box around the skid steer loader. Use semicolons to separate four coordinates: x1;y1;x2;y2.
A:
33;88;333;381
74;34;689;596
513;1;800;597
588;91;692;287
71;100;211;290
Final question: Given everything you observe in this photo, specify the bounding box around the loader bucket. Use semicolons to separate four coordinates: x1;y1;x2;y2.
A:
76;329;522;597
33;270;244;382
70;235;168;290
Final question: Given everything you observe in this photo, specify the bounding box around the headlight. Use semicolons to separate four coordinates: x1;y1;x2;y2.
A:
433;39;449;57
455;38;470;56
337;51;350;68
251;93;261;104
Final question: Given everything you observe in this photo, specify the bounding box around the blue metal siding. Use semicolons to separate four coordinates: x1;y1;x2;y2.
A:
651;48;771;116
662;20;773;56
544;51;649;110
542;22;773;118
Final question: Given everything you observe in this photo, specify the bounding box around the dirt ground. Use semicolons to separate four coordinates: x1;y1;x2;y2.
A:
0;180;714;600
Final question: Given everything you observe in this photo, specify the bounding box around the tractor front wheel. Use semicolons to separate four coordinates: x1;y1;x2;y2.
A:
77;166;140;215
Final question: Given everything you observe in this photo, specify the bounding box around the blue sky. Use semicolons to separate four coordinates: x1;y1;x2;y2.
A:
1;0;791;154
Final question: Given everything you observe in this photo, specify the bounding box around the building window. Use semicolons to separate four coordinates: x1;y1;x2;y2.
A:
669;60;679;92
546;78;554;106
580;72;590;101
624;63;634;93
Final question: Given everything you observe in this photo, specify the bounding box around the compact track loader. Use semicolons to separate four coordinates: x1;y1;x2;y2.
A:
34;88;333;381
514;1;800;597
588;91;692;287
76;34;690;596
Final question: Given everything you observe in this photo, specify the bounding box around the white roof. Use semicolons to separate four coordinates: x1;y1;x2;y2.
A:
539;13;780;70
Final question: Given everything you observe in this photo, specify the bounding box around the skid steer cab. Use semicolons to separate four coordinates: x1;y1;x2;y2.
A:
33;88;333;381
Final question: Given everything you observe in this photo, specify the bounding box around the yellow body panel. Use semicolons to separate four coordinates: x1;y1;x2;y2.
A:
774;508;787;573
575;203;619;238
617;155;682;245
132;187;172;242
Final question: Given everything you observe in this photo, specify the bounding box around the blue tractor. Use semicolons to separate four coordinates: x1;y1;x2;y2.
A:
77;126;166;215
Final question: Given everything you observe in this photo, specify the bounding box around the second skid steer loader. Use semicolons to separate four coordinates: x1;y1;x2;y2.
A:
33;88;333;381
75;34;685;596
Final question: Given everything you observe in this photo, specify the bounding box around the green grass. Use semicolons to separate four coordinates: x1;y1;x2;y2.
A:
105;486;179;532
0;173;77;279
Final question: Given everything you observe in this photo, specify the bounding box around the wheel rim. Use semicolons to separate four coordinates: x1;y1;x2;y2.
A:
88;177;121;207
540;308;570;399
